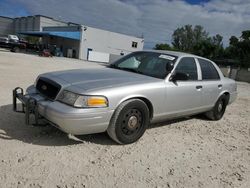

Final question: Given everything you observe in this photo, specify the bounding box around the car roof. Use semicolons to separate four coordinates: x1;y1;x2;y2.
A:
151;50;190;57
142;50;208;59
132;50;214;63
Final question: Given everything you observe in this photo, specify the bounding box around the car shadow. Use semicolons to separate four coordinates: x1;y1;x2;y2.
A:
0;104;208;146
148;113;213;130
149;117;191;129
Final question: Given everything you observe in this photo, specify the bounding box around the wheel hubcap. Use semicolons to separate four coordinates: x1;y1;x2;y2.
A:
128;116;138;129
121;109;142;136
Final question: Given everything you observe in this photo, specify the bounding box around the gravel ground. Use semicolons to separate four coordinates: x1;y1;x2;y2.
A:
0;50;249;188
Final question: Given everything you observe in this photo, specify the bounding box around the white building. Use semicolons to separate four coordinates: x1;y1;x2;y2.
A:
0;15;144;62
39;25;144;62
80;26;144;62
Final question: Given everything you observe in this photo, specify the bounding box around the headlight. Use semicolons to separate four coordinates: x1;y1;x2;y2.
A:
58;90;108;108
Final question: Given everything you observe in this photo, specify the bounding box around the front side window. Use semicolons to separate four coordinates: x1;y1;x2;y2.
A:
110;52;177;79
175;57;198;80
198;58;220;80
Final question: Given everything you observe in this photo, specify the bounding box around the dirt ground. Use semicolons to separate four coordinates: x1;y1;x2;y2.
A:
0;50;249;188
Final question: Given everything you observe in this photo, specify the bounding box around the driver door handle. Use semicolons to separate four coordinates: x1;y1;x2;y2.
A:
196;85;203;89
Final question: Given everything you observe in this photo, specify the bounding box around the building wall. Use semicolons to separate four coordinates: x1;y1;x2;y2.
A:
26;16;34;31
43;26;80;32
109;54;122;63
14;16;40;33
219;66;231;77
80;26;144;60
0;15;144;61
219;66;250;83
0;16;14;36
13;15;68;34
236;69;250;83
42;36;80;58
42;26;81;58
39;17;68;31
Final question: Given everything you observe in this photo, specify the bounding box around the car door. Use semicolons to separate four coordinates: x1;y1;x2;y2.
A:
197;58;222;109
164;57;203;117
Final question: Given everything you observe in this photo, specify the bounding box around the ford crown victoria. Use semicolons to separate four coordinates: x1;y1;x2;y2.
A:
13;51;237;144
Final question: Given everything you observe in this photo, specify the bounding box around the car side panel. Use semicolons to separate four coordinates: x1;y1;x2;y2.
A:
162;81;203;119
196;57;235;109
198;80;222;109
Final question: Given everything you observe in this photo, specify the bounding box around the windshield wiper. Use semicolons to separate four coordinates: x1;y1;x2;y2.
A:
119;67;143;74
109;64;117;68
109;64;143;74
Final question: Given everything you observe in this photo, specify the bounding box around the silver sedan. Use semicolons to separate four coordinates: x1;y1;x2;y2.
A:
13;50;237;144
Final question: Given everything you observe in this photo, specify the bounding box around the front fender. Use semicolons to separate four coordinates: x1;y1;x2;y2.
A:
116;94;150;108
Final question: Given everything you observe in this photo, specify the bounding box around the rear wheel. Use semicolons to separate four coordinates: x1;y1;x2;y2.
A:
107;99;150;144
205;94;228;120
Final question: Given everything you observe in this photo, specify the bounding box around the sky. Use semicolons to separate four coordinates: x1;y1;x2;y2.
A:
0;0;250;48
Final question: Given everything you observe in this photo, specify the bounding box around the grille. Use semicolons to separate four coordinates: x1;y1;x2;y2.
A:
36;77;61;100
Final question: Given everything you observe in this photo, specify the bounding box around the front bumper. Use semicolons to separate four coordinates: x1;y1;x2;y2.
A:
13;87;114;135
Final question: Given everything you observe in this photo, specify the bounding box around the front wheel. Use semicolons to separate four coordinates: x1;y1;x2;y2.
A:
205;94;228;120
107;99;150;144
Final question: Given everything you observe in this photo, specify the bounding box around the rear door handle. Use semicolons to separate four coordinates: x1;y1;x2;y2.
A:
196;85;203;89
218;84;222;88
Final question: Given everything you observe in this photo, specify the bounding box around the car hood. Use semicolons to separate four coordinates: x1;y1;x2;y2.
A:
39;67;160;93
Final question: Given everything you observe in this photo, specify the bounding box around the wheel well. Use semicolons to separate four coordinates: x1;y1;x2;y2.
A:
125;97;154;120
223;92;230;104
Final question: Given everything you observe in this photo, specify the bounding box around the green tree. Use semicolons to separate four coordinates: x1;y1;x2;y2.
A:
224;31;250;67
172;25;209;52
211;34;224;58
229;36;238;46
241;31;250;41
154;43;172;50
171;25;224;59
193;39;216;59
154;26;250;67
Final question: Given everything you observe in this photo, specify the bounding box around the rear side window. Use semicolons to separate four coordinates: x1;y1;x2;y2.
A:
198;59;220;80
175;57;198;80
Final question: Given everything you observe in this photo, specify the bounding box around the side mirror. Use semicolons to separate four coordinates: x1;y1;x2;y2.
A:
170;72;189;82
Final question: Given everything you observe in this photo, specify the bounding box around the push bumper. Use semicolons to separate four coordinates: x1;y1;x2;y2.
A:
13;87;114;135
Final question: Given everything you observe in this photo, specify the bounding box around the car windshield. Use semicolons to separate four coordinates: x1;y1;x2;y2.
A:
110;52;177;79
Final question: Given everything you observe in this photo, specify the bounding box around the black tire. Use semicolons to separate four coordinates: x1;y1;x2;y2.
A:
107;99;150;144
12;47;20;53
205;94;228;120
